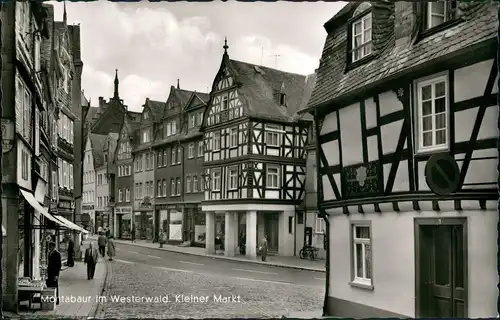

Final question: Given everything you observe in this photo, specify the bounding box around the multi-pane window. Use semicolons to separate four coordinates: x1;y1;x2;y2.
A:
163;150;168;166
190;114;196;128
351;12;372;63
265;124;281;147
213;132;221;151
125;188;130;202
416;75;448;151
188;143;194;159
177;147;181;164
157;180;162;197
230;128;238;148
200;172;205;191
198;141;204;157
186;176;191;193
315;214;325;233
118;189;123;202
212;171;221;191
197;113;203;127
352;225;372;286
171;179;175;196
193;175;198;192
164;121;177;138
171;148;176;164
427;1;450;29
176;178;181;195
266;165;279;188
135;183;140;199
228;167;238;190
16;77;32;143
21;149;29;181
162;180;167;197
58;112;74;144
222;97;228;110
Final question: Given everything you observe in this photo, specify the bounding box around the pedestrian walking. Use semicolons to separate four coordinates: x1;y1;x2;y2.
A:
84;242;99;280
105;227;111;238
97;233;107;258
46;242;61;305
66;236;75;267
131;226;136;243
260;235;268;262
107;235;116;261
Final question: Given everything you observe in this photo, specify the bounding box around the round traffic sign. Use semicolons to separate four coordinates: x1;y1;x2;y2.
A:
425;153;460;196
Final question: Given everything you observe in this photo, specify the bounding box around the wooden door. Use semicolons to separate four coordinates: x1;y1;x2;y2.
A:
418;223;466;318
264;213;279;253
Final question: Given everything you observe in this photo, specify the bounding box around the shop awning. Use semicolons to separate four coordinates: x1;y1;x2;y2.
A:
20;189;64;226
54;215;89;234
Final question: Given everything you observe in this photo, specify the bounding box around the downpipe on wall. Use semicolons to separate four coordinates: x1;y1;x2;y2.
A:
320;208;329;317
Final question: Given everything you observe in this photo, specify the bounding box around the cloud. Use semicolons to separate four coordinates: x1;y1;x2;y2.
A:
50;0;343;114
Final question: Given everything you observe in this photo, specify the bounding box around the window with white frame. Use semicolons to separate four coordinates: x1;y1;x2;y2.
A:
213;132;221;151
212;171;221;191
416;75;448;151
426;1;449;29
125;188;130;202
200;172;205;191
186;176;191;193
190;114;196;128
315;214;325;233
69;164;73;189
266;165;279;188
352;224;372;286
157;180;162;197
188;143;194;159
351;12;372;63
176;178;181;195
193;175;198;192
197;112;203;127
230;128;238;148
198;141;203;157
118;189;123;202
171;179;176;196
228;167;238;190
265;124;281;147
171;148;176;164
177;147;181;164
162;180;167;197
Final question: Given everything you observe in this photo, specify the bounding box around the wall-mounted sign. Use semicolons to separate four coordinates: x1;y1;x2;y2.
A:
1;118;14;153
58;200;74;209
425;153;460;196
82;205;94;211
155;203;182;210
116;207;132;214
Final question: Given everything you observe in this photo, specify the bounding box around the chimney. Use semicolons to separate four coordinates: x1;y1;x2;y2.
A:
99;97;104;108
177;79;180;89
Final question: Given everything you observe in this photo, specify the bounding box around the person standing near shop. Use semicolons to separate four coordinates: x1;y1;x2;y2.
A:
261;235;268;262
97;233;107;258
66;236;75;267
131;226;136;243
47;242;61;305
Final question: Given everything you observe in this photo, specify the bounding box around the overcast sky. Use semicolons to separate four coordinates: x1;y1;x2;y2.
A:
49;0;345;112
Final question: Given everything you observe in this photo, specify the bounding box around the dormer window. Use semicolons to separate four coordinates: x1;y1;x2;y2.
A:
279;93;286;105
351;12;372;63
144;111;149;120
424;1;457;31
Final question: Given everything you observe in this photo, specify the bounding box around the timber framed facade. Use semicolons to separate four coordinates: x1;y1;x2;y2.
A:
302;2;498;318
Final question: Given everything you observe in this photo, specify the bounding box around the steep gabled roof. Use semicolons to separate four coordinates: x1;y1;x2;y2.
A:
144;98;165;121
89;133;108;168
227;59;307;122
184;91;209;112
307;2;496;111
294;72;317;121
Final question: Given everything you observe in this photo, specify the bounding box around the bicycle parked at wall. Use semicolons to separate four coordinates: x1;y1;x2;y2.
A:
299;245;318;261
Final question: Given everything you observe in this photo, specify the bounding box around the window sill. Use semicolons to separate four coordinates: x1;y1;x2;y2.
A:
414;145;449;157
266;145;280;148
349;280;374;291
188;157;194;160
228;188;238;191
345;54;377;73
229;146;238;150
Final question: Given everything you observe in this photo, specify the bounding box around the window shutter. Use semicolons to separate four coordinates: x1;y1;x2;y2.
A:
35;109;40;156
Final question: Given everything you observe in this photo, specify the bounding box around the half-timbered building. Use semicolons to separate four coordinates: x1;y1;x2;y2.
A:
200;41;310;258
301;2;498;318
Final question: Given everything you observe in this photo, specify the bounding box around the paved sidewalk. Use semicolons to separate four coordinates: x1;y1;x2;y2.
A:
88;235;325;272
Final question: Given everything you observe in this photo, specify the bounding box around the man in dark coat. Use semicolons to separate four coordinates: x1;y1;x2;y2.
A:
84;242;99;280
66;237;75;267
97;233;107;257
46;242;61;305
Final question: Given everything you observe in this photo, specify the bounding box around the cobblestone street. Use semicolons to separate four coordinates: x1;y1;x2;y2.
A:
99;261;324;318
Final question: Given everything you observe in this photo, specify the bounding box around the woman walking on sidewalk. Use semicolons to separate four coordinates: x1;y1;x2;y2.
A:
107;236;116;261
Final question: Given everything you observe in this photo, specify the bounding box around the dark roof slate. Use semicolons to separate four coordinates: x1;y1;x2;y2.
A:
90;133;108;168
146;99;165;120
228;59;307;122
307;3;497;109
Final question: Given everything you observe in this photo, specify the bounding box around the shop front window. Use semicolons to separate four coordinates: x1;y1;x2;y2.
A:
194;209;206;244
159;210;168;235
119;213;131;239
168;210;183;241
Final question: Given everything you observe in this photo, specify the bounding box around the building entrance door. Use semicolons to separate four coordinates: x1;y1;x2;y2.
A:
264;213;279;253
183;210;194;243
416;218;467;318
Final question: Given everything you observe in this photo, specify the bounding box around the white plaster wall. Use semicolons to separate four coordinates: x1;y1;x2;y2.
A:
454;59;494;102
328;209;497;317
378;90;403;117
339;103;363;166
278;210;295;256
95;168;109;207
